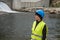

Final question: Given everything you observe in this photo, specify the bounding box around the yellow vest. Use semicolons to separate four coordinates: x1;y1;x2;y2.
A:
31;21;48;40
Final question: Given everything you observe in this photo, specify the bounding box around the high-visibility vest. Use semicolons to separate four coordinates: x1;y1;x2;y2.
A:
31;21;48;40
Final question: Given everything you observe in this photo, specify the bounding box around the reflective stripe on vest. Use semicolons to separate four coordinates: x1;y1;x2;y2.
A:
31;21;47;40
32;33;42;38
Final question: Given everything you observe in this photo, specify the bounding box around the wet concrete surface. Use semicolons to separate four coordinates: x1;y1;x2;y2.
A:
0;12;60;40
44;13;60;40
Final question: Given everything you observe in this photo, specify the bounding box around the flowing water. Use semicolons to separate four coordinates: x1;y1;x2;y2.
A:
0;2;19;13
0;2;11;11
0;12;60;40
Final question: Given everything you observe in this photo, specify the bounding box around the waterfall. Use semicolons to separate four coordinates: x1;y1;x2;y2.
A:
0;2;19;13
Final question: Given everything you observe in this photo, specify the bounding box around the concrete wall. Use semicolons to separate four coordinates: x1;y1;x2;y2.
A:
12;0;21;10
41;0;49;7
21;0;49;8
0;0;49;10
21;0;40;2
21;2;36;8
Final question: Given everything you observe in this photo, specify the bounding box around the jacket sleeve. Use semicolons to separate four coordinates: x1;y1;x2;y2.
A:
42;25;46;40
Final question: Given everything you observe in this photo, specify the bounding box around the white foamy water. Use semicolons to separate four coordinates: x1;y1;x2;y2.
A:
0;2;20;13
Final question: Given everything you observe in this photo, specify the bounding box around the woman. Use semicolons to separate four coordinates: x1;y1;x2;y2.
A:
31;9;48;40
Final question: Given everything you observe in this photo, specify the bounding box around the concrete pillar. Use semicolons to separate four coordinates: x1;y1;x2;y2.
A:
42;0;49;7
13;0;21;10
36;0;49;7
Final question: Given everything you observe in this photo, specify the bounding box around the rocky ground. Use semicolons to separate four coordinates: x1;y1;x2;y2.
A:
19;7;60;14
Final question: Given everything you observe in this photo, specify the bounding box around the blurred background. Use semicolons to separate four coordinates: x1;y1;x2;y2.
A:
0;0;60;40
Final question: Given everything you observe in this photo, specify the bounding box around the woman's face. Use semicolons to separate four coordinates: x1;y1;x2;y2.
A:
35;15;41;21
